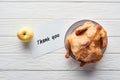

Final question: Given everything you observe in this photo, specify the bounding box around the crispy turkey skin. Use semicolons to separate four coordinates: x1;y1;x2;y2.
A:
65;21;107;67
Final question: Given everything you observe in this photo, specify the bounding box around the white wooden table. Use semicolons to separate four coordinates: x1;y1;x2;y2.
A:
0;0;120;80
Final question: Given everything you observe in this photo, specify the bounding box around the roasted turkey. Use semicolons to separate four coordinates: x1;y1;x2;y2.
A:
65;21;107;67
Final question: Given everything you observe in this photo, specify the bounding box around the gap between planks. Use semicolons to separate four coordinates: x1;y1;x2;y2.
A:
0;1;120;3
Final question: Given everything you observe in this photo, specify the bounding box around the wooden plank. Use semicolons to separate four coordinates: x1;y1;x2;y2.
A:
0;37;119;53
0;19;120;36
0;3;119;19
0;0;120;2
0;54;119;70
0;71;120;80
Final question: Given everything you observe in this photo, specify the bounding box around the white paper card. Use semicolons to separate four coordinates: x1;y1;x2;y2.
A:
29;20;67;57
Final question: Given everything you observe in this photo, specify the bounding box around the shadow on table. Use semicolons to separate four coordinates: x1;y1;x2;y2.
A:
82;63;98;76
21;42;31;54
66;57;99;76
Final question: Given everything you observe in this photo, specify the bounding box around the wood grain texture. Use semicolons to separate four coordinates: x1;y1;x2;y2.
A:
0;0;120;80
0;54;119;70
0;19;120;36
0;3;119;19
0;71;120;80
0;0;120;2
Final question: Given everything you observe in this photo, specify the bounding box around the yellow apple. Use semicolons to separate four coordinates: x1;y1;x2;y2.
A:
17;27;34;42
